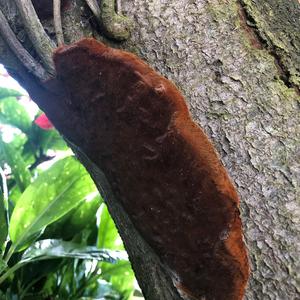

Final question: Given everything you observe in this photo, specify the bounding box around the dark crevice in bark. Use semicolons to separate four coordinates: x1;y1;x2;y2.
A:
237;3;264;50
237;0;299;93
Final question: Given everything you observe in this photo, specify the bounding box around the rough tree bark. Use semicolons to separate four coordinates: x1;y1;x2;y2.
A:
0;0;299;299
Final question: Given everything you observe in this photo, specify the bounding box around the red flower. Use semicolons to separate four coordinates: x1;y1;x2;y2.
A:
34;113;54;130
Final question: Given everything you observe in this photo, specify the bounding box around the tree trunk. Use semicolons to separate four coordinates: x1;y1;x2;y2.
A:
0;0;299;299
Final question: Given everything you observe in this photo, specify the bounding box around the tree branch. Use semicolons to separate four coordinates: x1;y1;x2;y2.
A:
84;0;101;18
0;8;48;81
13;0;55;75
116;0;121;13
53;0;64;46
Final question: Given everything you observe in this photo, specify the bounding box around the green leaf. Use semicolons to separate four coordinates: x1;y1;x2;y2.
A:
9;132;27;151
0;139;31;192
40;130;68;151
21;239;127;263
5;132;35;172
0;190;8;249
0;97;31;133
9;156;97;251
43;193;102;241
28;125;68;155
0;87;22;100
97;205;133;297
101;261;135;299
8;185;22;206
68;194;101;229
82;280;122;299
97;204;124;251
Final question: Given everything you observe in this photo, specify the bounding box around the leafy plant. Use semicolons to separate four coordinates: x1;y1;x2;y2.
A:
0;86;141;299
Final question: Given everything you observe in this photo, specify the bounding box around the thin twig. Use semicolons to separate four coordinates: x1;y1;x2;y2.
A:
13;0;55;75
53;0;64;46
85;0;101;18
116;0;121;13
0;8;48;81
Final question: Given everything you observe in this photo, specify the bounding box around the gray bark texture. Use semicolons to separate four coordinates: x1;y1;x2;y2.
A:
0;0;299;299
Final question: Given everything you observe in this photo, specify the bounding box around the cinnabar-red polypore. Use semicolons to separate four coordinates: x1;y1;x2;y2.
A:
52;38;249;300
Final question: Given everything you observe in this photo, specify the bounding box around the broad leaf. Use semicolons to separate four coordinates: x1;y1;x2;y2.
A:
67;194;101;231
21;239;128;263
28;125;68;155
6;132;35;171
101;261;135;299
9;156;97;251
0;139;31;192
0;87;22;100
97;204;124;250
97;205;133;297
9;185;22;206
41;130;68;151
0;97;31;133
43;193;102;240
83;279;123;299
9;132;27;151
10;133;35;167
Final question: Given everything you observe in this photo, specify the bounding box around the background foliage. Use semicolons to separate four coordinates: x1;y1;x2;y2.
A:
0;85;142;300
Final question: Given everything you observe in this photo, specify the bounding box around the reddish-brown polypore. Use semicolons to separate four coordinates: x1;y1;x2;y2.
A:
51;38;249;300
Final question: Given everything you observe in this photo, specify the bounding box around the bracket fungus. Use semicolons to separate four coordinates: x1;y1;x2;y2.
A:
48;38;249;299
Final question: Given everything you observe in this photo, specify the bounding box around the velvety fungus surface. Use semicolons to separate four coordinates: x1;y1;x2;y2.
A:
52;38;249;300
